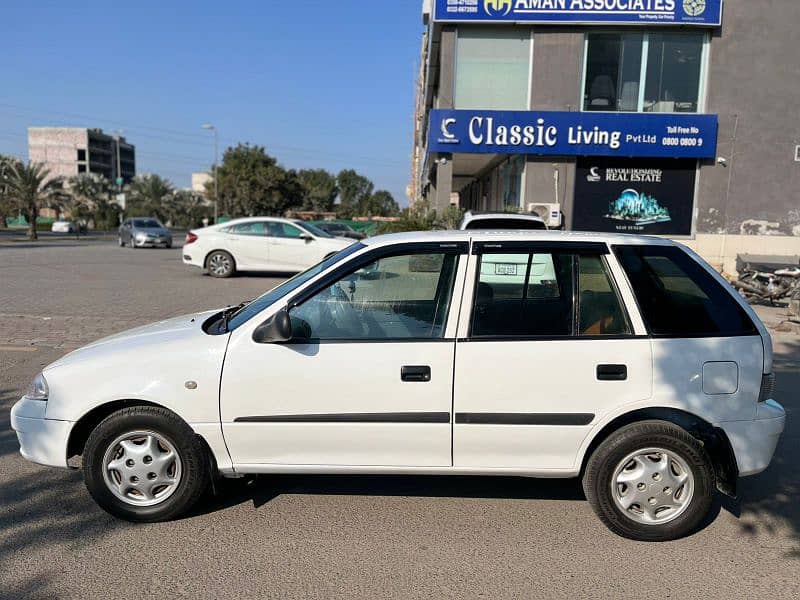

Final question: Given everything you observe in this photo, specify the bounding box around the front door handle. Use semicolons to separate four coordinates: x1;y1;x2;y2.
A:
401;365;431;382
597;364;627;381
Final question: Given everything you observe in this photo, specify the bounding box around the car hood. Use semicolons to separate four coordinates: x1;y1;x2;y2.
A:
45;309;221;371
133;227;171;235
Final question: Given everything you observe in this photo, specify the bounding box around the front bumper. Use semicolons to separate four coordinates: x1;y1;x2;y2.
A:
134;238;172;247
10;397;72;468
719;400;786;477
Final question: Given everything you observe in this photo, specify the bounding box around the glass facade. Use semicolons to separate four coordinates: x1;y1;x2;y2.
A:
583;32;706;113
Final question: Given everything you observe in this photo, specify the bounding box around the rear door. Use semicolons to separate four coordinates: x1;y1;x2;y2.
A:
227;221;270;269
453;242;652;471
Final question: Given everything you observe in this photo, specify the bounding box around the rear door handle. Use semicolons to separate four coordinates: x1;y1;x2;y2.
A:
401;365;431;382
597;364;627;381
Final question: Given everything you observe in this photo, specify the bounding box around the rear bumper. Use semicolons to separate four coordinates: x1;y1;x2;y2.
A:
719;400;786;477
10;398;72;468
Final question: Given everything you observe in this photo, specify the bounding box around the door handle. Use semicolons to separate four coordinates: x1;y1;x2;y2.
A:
401;365;431;382
597;364;627;381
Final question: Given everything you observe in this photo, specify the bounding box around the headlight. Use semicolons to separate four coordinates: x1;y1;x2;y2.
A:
25;372;49;401
136;232;147;240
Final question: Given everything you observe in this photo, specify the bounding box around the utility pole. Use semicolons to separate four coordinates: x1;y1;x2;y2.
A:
202;124;219;223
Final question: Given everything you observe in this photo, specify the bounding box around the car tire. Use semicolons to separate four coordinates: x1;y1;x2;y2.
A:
582;420;714;542
118;236;124;247
129;237;137;249
206;250;235;278
82;406;211;522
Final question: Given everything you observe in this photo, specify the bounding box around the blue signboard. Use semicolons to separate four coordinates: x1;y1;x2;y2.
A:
428;109;718;159
434;0;723;27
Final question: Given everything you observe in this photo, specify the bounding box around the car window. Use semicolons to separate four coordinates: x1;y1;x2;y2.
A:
297;222;334;239
226;243;364;330
269;222;304;239
472;251;574;337
132;219;162;228
614;245;757;337
230;221;269;236
290;252;459;340
578;255;630;336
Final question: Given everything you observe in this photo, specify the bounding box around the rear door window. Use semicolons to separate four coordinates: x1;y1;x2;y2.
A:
614;245;757;337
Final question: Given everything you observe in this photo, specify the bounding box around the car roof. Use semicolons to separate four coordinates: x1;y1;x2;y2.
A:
462;212;545;223
361;229;675;248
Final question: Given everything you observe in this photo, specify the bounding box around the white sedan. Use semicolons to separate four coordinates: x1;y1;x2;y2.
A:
10;231;786;540
182;217;351;277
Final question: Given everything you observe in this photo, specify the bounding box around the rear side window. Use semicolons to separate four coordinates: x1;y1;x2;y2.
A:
614;245;757;337
471;250;630;338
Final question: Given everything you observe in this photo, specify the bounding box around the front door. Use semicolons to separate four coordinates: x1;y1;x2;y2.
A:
267;221;315;270
220;244;467;468
453;243;652;471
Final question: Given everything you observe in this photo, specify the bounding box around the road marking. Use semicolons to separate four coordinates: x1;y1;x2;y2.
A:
0;346;38;353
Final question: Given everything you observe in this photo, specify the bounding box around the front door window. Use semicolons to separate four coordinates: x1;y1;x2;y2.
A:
290;252;460;340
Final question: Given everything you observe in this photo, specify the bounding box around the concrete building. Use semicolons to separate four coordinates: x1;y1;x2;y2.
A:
28;127;136;184
191;172;211;194
414;0;800;272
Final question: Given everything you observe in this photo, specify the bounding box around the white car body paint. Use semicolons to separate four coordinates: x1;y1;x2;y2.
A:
10;230;785;483
181;217;351;273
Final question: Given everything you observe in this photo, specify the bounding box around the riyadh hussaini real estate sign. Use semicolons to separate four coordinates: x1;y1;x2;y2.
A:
434;0;723;27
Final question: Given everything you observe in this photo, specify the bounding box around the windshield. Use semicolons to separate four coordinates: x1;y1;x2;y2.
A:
297;221;335;239
226;242;365;330
132;218;163;228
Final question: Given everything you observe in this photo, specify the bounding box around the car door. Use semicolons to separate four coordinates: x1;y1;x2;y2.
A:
453;241;652;472
227;221;271;269
267;221;317;270
220;242;468;468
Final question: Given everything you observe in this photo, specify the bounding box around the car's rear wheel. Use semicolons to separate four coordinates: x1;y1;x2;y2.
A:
83;406;210;522
583;420;714;541
207;251;235;278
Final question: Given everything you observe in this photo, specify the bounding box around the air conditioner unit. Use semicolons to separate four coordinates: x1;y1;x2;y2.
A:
528;203;562;228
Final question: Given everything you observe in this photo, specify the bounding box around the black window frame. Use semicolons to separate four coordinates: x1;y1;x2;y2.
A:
466;241;633;341
612;244;759;338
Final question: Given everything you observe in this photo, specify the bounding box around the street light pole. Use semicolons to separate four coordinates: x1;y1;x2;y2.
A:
202;124;219;223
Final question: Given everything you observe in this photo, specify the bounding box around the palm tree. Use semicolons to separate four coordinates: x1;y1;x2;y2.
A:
3;161;63;240
128;174;174;221
67;173;114;229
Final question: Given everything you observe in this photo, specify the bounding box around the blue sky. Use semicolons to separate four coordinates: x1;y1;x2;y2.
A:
0;1;423;205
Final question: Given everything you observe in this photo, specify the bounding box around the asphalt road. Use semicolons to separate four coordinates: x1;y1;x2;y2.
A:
0;241;798;599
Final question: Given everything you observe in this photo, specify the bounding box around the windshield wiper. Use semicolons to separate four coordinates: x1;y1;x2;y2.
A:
219;300;252;333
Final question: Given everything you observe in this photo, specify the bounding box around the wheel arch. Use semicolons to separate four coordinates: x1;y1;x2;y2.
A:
66;400;216;472
579;407;739;497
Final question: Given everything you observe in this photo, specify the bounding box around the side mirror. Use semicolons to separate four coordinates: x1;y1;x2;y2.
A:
252;309;293;344
299;233;313;242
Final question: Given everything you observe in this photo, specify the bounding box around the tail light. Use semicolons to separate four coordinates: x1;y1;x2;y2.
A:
185;232;198;245
758;373;775;403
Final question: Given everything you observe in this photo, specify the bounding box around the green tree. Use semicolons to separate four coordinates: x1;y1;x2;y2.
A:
66;173;120;230
209;144;303;217
336;169;374;217
166;190;213;229
0;155;19;226
1;161;63;240
298;168;338;212
363;189;400;217
128;174;174;221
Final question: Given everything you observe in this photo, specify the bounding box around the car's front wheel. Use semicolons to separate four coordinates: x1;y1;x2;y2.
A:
82;406;211;522
583;420;714;541
206;250;235;278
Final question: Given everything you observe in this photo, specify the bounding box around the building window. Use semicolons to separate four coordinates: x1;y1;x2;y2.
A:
455;27;531;110
77;164;86;173
77;149;86;161
583;32;706;113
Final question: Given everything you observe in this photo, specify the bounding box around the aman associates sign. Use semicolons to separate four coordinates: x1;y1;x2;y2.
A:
434;0;723;26
428;110;718;159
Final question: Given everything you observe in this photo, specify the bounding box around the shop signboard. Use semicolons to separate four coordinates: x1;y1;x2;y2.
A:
573;157;696;236
429;109;718;159
434;0;723;27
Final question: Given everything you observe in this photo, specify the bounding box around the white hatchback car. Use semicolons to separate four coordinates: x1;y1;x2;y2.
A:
11;231;785;540
182;217;351;277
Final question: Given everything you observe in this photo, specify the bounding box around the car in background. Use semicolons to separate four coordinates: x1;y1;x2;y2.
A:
51;220;77;234
119;217;173;249
459;211;548;231
182;217;351;277
460;212;549;287
314;222;366;240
